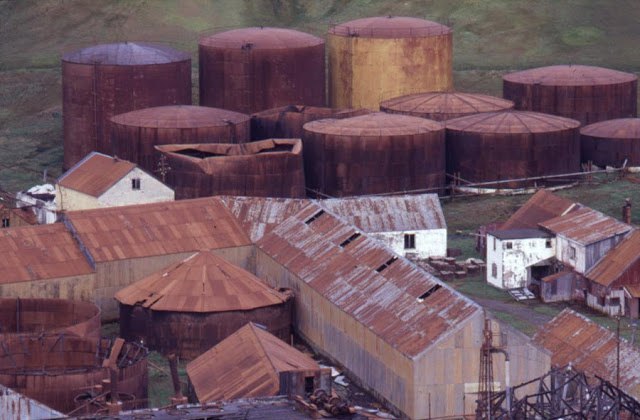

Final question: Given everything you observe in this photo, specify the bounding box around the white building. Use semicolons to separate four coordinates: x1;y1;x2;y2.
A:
56;152;174;212
15;184;58;224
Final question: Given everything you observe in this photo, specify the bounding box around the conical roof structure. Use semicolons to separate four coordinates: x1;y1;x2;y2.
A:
115;251;287;313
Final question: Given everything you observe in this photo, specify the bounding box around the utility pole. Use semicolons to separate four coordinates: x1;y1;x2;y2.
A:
616;314;621;389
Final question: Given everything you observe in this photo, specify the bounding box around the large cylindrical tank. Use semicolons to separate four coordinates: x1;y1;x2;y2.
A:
446;110;581;188
155;139;306;199
327;16;452;110
302;112;445;197
503;65;638;125
110;105;250;173
251;105;370;140
199;27;325;114
380;92;514;121
580;118;640;167
62;42;192;170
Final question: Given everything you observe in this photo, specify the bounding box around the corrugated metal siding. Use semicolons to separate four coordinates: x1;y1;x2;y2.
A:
587;230;640;288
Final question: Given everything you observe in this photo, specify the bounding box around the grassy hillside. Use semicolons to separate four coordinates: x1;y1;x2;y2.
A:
1;0;640;190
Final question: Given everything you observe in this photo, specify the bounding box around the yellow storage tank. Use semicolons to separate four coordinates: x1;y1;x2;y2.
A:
327;16;452;110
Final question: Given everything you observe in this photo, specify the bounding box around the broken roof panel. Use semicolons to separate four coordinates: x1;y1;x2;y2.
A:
500;189;577;230
257;202;481;358
57;152;136;197
586;230;640;287
539;207;632;246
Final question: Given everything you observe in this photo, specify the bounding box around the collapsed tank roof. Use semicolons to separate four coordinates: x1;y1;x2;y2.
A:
580;118;640;138
303;112;443;136
62;42;190;65
110;105;249;128
503;65;637;87
445;110;581;133
329;16;451;38
199;27;323;49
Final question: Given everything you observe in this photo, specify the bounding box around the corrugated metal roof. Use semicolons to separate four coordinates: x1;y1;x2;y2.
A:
0;223;93;283
490;228;552;240
65;197;251;263
380;92;514;118
586;230;640;287
303;112;444;136
57;152;136;197
500;189;578;230
187;323;319;403
580;118;640;139
533;309;640;399
200;27;323;49
115;251;287;312
111;105;250;129
539;207;632;246
445;110;581;134
626;284;640;298
62;42;190;65
256;203;481;358
503;65;638;87
329;16;451;38
321;194;446;232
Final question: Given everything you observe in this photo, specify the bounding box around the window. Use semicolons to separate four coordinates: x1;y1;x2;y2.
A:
304;210;325;225
569;246;576;260
404;234;416;250
505;242;513;249
545;239;552;248
609;297;621;307
339;232;361;248
492;263;497;278
493;237;496;251
1;218;8;228
376;257;398;273
131;178;141;190
304;376;315;394
418;284;442;302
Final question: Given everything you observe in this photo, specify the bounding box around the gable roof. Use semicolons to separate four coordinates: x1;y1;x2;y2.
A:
64;198;251;263
586;230;640;287
500;189;577;230
256;203;481;358
57;152;136;197
0;224;93;283
321;194;446;232
533;309;640;399
187;322;319;403
115;251;287;312
539;207;632;246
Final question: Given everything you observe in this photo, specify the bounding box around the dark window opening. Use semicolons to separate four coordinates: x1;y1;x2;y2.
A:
255;144;294;154
492;263;497;278
339;232;361;248
304;376;314;394
505;241;513;249
1;218;9;228
131;178;141;190
418;284;442;301
376;256;398;273
493;237;496;251
175;148;226;159
569;246;576;260
545;239;552;248
404;234;416;250
609;297;621;307
305;210;325;225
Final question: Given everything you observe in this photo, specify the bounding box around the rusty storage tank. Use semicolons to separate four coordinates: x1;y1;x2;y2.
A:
580;118;640;168
380;92;514;121
0;298;100;340
155;139;305;199
445;110;581;188
110;105;250;173
503;65;638;125
199;27;325;114
115;251;293;360
62;42;192;170
302;112;445;197
327;16;452;110
0;335;148;414
251;105;371;140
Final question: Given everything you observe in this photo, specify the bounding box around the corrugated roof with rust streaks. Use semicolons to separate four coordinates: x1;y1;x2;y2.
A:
533;309;640;400
500;189;578;230
625;284;640;298
586;230;640;287
57;152;136;197
257;203;481;358
539;207;632;246
0;224;93;283
115;251;287;312
321;194;446;232
65;198;251;263
187;322;319;403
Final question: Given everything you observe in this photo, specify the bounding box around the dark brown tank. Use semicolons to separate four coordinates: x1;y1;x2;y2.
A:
62;42;192;170
380;92;514;121
251;105;371;140
302;112;445;197
155;139;306;199
199;27;325;114
110;105;250;173
503;65;637;125
580;118;640;167
446;110;581;188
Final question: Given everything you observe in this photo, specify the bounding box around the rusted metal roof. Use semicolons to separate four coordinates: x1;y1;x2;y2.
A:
115;251;287;312
187;322;319;403
200;27;323;49
533;309;640;400
503;65;638;87
380;92;514;121
256;203;482;358
111;105;250;129
445;110;581;134
0;204;37;225
57;152;136;197
626;284;640;298
62;42;191;65
329;16;451;38
0;223;93;283
304;112;443;136
500;189;578;230
586;230;640;287
64;197;251;263
580;118;640;139
490;228;552;240
321;193;446;232
539;207;632;246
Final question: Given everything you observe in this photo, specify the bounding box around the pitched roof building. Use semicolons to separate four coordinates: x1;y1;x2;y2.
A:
500;189;577;230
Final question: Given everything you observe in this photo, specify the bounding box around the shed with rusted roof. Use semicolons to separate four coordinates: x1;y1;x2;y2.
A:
187;323;329;402
115;251;292;359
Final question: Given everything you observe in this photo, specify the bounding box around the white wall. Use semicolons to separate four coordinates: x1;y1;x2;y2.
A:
98;167;174;207
486;235;555;289
555;236;585;273
371;229;447;259
586;289;625;317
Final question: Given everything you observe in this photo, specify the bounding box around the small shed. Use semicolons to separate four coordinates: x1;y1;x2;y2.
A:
187;322;330;403
115;251;293;359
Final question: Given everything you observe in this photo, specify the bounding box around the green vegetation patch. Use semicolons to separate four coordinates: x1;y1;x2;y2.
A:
561;26;604;47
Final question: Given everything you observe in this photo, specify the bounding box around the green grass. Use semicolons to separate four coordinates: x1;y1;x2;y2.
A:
147;351;189;408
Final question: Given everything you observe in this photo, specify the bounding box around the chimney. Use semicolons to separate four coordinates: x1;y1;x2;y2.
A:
168;354;188;406
623;198;632;225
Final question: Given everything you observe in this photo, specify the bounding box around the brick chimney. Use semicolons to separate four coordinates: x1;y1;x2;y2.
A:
623;198;632;224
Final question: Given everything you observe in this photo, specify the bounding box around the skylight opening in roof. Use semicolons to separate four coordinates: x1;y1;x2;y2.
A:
376;256;398;273
417;284;442;302
339;232;361;248
305;210;325;225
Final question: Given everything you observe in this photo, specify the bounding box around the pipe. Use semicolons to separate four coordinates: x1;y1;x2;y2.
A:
109;367;119;404
168;354;182;397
